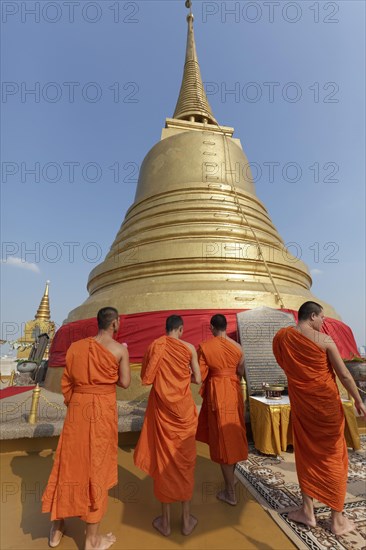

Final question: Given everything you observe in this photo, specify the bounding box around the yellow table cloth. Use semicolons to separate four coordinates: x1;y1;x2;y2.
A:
249;396;360;456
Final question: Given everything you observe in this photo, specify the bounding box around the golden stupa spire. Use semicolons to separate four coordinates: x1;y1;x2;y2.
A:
173;1;217;125
64;1;340;325
35;281;51;321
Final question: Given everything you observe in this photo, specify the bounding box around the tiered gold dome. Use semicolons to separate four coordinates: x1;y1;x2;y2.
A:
66;6;338;323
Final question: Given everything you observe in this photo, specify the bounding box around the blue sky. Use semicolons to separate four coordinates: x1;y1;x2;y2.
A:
1;0;365;348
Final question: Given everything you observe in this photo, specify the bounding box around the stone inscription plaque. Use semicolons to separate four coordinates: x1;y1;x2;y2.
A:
237;307;296;395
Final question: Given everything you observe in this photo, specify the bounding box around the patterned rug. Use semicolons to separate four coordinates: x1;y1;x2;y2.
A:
235;436;366;550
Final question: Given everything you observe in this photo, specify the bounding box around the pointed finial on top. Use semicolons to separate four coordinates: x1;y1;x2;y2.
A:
185;1;194;25
185;0;192;13
173;1;217;125
35;281;51;321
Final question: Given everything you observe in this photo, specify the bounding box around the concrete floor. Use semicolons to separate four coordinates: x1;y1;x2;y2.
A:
0;434;295;550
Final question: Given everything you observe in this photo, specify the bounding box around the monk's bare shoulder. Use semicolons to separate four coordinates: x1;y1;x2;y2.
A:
104;340;129;361
180;340;195;355
299;327;332;350
115;341;129;358
318;332;336;349
227;337;242;352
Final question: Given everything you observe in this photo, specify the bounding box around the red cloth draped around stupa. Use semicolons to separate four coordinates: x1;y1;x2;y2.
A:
48;309;359;367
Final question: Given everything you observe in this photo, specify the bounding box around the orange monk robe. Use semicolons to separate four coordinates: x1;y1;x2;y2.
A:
133;336;198;503
42;337;119;522
273;327;347;512
196;337;248;464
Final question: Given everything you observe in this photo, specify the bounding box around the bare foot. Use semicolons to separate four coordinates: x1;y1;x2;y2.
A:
287;508;316;528
152;516;171;537
331;514;356;536
49;519;65;548
85;532;116;550
181;515;198;536
216;490;237;506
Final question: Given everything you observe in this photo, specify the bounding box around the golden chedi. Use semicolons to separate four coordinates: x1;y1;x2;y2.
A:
66;10;337;324
17;281;55;359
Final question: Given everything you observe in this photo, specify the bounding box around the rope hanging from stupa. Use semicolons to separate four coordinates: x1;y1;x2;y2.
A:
181;1;285;308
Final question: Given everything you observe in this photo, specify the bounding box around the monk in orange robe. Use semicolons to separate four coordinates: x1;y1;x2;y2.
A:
273;301;366;535
196;314;248;506
42;307;130;550
133;315;201;537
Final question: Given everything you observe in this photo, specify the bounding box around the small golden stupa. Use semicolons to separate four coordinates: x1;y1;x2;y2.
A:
65;4;338;323
16;281;56;359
